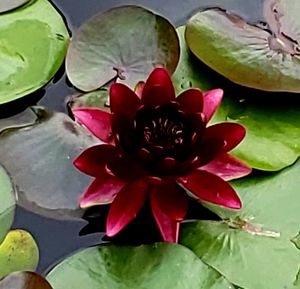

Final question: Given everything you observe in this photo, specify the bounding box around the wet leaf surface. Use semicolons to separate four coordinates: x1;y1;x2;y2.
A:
0;272;53;289
0;230;39;279
0;166;15;244
181;158;300;289
47;243;234;289
186;1;300;92
0;0;69;104
0;107;99;219
66;6;179;91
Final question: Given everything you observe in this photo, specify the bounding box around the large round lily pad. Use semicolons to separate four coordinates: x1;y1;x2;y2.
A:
181;158;300;289
66;5;179;91
0;166;15;244
47;243;234;289
185;1;300;92
0;230;39;279
0;0;69;104
0;0;30;13
0;107;99;219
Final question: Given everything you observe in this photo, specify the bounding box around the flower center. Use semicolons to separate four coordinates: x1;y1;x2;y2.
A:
135;103;192;160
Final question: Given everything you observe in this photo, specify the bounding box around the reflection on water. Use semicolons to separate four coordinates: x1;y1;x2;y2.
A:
13;0;263;273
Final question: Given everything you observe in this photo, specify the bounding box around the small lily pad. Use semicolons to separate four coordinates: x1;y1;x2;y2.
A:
185;2;300;92
0;0;69;104
0;165;15;244
0;230;39;279
0;0;30;13
0;272;53;289
66;5;179;91
47;243;234;289
181;158;300;289
0;107;99;219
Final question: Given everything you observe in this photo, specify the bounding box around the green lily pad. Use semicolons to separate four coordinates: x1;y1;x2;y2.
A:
172;26;215;94
181;158;300;289
0;107;99;219
0;230;39;279
47;243;234;289
68;89;110;112
66;5;179;92
0;0;69;105
0;165;15;244
185;2;300;92
0;272;53;289
173;25;300;171
0;0;30;13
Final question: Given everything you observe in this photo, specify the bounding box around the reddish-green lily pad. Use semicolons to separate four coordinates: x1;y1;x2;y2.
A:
0;107;99;219
181;158;300;289
0;166;15;245
47;243;234;289
0;230;39;279
66;5;179;92
0;0;30;13
0;0;69;104
185;1;300;92
0;272;53;289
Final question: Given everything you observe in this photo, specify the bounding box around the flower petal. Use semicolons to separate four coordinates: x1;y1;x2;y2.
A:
201;153;252;181
176;88;203;114
177;170;242;209
72;107;112;143
151;182;189;221
204;122;246;152
108;156;146;181
106;179;148;237
134;81;145;98
73;144;118;177
142;67;175;107
110;83;141;119
203;88;223;121
150;191;180;243
79;172;125;208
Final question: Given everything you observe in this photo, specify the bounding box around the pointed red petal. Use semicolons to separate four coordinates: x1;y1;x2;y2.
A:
201;153;252;181
177;170;242;209
142;68;175;107
106;179;148;237
150;191;180;243
110;83;141;119
73;144;118;177
203;89;223;121
151;182;189;221
73;108;112;143
204;122;246;152
176;89;203;114
79;173;125;208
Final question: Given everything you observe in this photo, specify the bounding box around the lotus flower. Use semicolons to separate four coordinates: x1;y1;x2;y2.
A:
73;67;251;242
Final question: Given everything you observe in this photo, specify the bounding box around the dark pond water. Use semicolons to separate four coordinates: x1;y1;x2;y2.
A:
11;0;264;274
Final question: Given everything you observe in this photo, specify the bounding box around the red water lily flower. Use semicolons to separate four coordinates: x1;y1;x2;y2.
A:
73;67;251;243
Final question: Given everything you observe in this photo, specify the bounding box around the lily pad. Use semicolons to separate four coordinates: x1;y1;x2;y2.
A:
0;107;99;219
68;89;110;111
173;26;300;171
185;2;300;92
0;0;69;105
0;272;53;289
181;158;300;289
47;243;234;289
172;26;215;94
0;230;39;279
0;165;15;244
66;5;179;92
0;0;30;13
